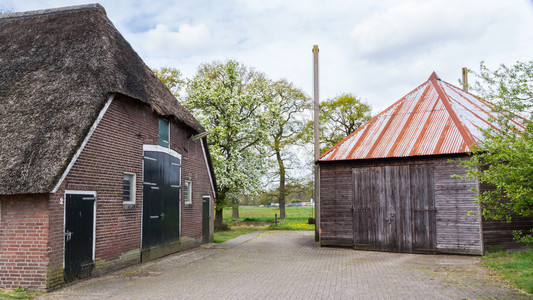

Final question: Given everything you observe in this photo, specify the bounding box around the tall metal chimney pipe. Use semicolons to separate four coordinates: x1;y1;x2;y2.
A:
462;67;468;92
313;45;320;242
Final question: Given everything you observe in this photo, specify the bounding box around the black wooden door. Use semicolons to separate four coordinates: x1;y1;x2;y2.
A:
64;193;95;283
352;164;436;253
142;150;181;250
202;196;210;243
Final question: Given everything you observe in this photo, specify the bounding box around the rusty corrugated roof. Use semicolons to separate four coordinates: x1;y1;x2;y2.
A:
319;72;526;162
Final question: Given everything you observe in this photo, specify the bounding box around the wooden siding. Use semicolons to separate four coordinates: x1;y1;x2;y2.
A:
351;164;436;253
410;164;437;252
434;160;482;255
320;165;353;246
479;182;533;251
320;156;484;255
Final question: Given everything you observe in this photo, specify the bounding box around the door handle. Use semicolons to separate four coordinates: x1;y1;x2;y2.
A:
150;213;165;220
64;230;73;241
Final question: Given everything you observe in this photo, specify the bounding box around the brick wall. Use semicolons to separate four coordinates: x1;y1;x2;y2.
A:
0;194;50;290
178;131;212;239
0;94;215;290
47;94;214;283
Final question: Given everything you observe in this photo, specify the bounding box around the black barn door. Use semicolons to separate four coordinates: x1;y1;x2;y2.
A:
142;150;181;250
64;193;95;282
202;196;210;243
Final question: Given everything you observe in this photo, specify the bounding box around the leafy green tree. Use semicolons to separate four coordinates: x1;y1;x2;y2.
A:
268;79;311;219
460;61;533;245
256;180;314;206
153;67;185;99
471;61;533;118
186;60;274;228
319;93;372;152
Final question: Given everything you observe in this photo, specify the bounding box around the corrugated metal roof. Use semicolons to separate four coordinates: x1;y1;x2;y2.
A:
319;72;526;162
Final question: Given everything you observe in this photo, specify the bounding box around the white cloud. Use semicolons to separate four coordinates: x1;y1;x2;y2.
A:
350;0;499;59
3;0;533;114
131;23;211;57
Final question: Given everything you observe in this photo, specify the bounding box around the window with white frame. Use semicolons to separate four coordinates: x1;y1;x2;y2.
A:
184;180;192;205
123;172;136;204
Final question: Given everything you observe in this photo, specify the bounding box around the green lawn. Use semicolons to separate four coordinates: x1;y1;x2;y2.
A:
223;206;315;229
213;206;315;243
224;206;314;222
482;250;533;294
0;288;40;299
213;227;258;243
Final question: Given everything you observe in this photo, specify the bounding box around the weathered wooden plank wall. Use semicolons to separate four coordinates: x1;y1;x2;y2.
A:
479;182;533;250
351;164;436;253
410;164;436;252
433;159;482;255
320;156;531;254
320;165;353;246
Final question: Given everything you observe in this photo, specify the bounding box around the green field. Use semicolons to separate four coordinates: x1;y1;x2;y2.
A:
223;205;315;227
213;206;315;242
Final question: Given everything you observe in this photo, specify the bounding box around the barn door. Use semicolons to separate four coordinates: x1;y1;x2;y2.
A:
410;165;436;252
352;168;371;248
352;164;435;253
64;193;95;283
142;149;181;251
379;166;413;252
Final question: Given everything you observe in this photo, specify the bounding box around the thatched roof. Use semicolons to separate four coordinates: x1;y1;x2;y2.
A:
0;4;205;195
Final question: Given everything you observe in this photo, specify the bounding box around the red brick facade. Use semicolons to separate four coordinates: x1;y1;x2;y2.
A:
0;194;49;289
0;95;214;290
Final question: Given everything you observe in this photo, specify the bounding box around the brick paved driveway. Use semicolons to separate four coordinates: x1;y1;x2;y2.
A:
40;231;529;299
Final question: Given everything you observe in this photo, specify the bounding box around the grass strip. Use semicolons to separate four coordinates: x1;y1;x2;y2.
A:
213;228;259;243
482;250;533;294
0;287;40;300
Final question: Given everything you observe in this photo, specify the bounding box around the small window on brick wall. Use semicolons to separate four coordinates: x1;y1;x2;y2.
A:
158;117;170;148
184;180;192;205
123;172;136;205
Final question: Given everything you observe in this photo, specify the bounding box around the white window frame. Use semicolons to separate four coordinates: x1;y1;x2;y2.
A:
184;180;192;205
123;172;136;205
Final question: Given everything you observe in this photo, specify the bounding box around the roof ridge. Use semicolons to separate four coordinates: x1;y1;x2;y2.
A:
430;76;476;150
318;77;431;161
0;3;105;20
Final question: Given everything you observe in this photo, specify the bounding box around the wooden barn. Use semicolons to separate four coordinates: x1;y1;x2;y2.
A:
0;4;216;290
317;72;531;255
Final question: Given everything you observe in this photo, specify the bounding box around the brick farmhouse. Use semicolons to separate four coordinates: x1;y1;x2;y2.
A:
0;4;216;290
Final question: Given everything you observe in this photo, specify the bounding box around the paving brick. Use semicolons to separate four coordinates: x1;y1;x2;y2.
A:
39;231;530;299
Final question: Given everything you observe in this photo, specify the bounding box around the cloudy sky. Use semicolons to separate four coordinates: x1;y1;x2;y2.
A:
2;0;533;113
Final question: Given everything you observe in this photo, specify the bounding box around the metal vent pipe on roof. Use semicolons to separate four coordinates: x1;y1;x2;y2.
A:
462;67;468;92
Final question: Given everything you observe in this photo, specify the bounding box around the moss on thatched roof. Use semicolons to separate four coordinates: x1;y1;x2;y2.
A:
0;4;205;195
